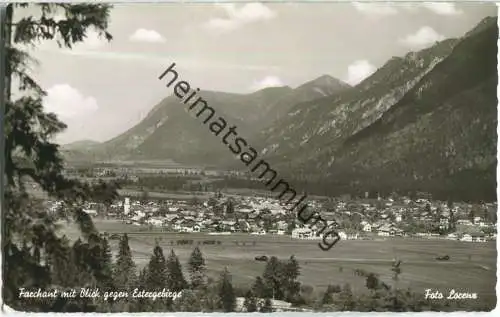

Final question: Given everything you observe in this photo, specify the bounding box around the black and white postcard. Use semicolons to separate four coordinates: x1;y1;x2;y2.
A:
0;1;497;313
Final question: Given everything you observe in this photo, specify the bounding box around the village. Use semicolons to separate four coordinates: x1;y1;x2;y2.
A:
46;191;497;244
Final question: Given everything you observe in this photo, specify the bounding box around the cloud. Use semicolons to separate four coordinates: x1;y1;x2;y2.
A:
206;2;276;32
352;2;463;16
129;28;166;43
422;2;463;15
352;2;399;15
399;26;445;49
250;76;285;91
206;18;240;32
43;84;99;119
345;60;376;86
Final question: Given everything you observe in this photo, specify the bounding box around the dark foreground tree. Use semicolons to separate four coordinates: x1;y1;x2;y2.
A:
337;283;355;311
142;244;168;311
113;234;137;290
166;249;188;291
2;3;114;312
172;289;203;312
260;298;273;313
88;234;114;291
145;244;167;290
202;277;221;312
252;276;270;298
218;267;236;312
188;246;206;289
262;256;285;300
366;273;380;291
164;249;187;310
243;290;258;312
284;255;301;302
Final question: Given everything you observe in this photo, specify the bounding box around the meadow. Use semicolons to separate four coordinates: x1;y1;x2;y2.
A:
60;219;497;305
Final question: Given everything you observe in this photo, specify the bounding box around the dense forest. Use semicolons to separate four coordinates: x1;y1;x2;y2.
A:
119;173;496;203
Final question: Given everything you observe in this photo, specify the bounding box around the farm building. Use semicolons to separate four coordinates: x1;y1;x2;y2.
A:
83;209;98;217
362;223;372;232
235;297;307;312
460;234;473;242
291;228;313;239
471;232;487;242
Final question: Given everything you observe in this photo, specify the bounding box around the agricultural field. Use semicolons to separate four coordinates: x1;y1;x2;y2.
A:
60;219;497;306
117;189;212;201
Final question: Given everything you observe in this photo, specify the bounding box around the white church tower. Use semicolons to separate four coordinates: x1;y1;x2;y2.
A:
124;197;130;215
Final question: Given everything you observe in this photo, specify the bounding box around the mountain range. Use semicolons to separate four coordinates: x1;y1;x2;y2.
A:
63;74;351;164
62;16;498;201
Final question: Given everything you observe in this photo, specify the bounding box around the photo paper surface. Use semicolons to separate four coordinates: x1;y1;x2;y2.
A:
1;1;497;313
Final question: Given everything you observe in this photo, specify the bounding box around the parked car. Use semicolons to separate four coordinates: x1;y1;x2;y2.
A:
436;255;450;261
255;255;268;262
109;233;121;240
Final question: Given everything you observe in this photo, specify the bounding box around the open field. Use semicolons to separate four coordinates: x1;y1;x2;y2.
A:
117;189;212;200
117;188;330;201
117;188;277;201
116;189;276;200
67;160;183;168
60;219;497;306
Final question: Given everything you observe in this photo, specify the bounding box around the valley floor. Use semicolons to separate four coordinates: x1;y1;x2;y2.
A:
60;219;497;308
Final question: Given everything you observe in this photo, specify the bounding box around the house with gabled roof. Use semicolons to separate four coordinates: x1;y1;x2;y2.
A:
291;228;313;239
362;223;372;232
460;233;473;242
471;232;486;242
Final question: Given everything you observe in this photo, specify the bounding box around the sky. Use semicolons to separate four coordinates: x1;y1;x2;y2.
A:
13;1;497;144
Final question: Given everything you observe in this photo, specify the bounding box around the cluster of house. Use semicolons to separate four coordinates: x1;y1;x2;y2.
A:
328;197;495;243
89;196;295;234
46;193;497;243
63;166;245;179
234;297;312;312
